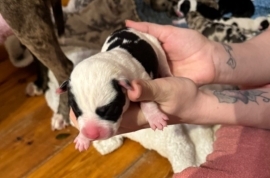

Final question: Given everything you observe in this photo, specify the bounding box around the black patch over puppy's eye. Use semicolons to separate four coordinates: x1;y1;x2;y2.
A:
180;0;190;15
68;88;82;119
95;79;126;122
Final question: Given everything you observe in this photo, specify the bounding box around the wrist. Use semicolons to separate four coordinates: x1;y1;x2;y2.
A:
211;38;270;86
180;88;209;124
211;41;236;85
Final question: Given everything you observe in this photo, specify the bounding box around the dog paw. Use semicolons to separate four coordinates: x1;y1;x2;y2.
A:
25;82;43;96
51;113;69;130
74;135;90;152
140;102;169;130
146;111;168;131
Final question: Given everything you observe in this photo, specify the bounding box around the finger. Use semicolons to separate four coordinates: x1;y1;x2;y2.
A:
69;108;79;129
125;20;171;42
127;79;168;102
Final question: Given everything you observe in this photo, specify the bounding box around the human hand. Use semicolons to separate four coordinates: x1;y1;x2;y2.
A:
69;77;202;134
126;77;201;124
126;20;217;86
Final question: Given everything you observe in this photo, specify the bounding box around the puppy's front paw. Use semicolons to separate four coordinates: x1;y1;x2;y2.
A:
147;111;168;130
74;135;90;152
25;82;43;96
51;113;69;130
140;101;168;131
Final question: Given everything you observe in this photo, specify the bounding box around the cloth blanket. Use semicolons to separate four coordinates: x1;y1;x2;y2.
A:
174;125;270;178
5;0;270;176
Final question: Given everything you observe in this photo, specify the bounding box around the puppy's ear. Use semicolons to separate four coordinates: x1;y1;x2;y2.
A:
117;78;133;90
56;80;69;94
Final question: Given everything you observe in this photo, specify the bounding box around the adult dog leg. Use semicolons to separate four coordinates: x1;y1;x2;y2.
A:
25;56;49;96
0;0;72;128
51;0;65;36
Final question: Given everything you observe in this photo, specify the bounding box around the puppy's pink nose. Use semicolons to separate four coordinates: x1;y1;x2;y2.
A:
82;127;100;139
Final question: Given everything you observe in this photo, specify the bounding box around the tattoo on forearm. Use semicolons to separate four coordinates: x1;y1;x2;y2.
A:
222;43;236;69
213;90;270;104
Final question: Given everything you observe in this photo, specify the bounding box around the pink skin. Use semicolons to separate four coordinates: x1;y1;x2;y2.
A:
140;102;168;130
74;120;113;152
0;13;13;44
175;10;183;18
81;121;112;140
118;80;168;130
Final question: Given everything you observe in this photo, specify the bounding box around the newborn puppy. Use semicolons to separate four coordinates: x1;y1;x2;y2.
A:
214;16;270;32
58;28;172;151
185;11;248;43
174;0;221;20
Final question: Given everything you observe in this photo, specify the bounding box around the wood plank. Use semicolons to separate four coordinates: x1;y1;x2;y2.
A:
0;59;19;84
0;95;78;178
0;45;8;61
26;139;147;178
62;0;69;6
119;150;174;178
0;66;35;122
0;60;78;178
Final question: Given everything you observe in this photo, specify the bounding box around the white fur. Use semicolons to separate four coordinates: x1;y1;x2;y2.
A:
93;124;214;173
189;0;197;11
70;49;146;136
25;82;43;96
46;46;99;130
70;28;172;142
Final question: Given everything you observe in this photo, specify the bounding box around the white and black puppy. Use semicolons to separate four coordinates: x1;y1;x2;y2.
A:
214;16;270;32
57;28;172;151
174;0;221;20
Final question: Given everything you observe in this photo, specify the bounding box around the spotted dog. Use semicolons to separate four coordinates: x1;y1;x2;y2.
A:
185;11;251;43
0;0;73;130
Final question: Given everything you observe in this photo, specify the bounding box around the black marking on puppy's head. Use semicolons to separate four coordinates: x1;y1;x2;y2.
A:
61;80;82;119
95;79;126;122
121;39;159;79
260;20;269;31
68;89;83;119
107;28;138;48
180;0;191;16
106;29;159;79
109;27;129;38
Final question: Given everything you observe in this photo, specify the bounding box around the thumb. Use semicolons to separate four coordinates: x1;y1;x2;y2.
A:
127;79;164;102
125;20;171;43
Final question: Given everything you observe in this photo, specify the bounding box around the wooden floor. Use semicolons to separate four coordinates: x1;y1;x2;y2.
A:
0;19;173;178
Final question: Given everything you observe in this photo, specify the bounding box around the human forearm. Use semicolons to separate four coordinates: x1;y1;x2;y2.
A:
212;29;270;86
187;87;270;129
